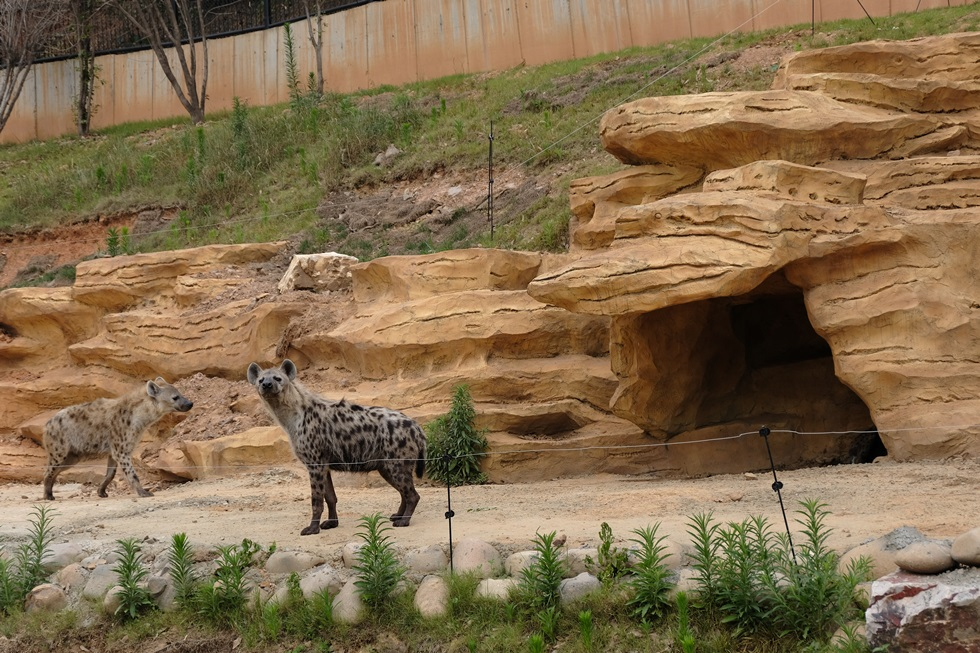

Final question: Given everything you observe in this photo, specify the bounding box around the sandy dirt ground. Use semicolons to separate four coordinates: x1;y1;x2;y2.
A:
1;457;978;560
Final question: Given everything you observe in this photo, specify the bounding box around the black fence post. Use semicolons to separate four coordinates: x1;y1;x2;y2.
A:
443;454;456;574
759;426;797;564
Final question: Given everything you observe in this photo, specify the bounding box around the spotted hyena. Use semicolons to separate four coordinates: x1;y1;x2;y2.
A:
42;378;194;500
247;359;427;535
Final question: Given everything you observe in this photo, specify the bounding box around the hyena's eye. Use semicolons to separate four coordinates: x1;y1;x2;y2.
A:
172;395;179;401
273;376;282;382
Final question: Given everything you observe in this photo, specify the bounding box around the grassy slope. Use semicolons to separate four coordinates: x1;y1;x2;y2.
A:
0;4;978;268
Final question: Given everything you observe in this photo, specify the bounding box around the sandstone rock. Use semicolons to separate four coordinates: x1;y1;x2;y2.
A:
42;542;86;573
702;160;866;205
352;248;550;303
82;563;119;600
332;578;364;624
452;538;502;578
68;300;306;381
895;539;956;575
72;243;283;310
414;575;448;618
404;544;449;575
265;550;326;575
952;527;980;567
569;164;702;250
504;551;539;577
562;548;598;577
163;427;295;480
0;287;102;368
1;367;133;432
24;583;67;613
476;578;516;600
559;572;601;604
174;275;252;307
296;289;608;380
278;253;358;294
599;91;936;170
867;568;980;652
839;527;926;580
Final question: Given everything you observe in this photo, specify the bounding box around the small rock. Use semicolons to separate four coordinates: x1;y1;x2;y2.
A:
559;572;601;604
452;539;502;579
952;527;980;566
895;539;955;575
332;579;364;624
25;584;67;613
265;550;326;575
414;575;448;618
476;578;516;601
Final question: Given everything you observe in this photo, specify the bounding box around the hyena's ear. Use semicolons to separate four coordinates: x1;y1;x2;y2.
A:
146;380;161;397
247;362;262;385
281;359;298;380
154;376;168;385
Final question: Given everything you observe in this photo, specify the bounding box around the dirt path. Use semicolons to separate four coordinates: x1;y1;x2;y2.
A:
2;457;977;559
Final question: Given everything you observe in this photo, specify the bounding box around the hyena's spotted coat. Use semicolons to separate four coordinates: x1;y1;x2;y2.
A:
42;378;193;500
247;359;427;535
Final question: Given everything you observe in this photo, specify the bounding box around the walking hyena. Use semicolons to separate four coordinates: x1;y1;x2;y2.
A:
247;359;427;535
42;378;194;500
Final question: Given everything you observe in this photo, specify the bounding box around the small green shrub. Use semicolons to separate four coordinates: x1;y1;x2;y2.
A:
194;538;260;625
586;522;630;587
425;384;489;486
579;609;595;652
353;513;404;612
625;523;674;624
514;531;566;612
166;532;197;609
0;505;56;614
112;538;156;621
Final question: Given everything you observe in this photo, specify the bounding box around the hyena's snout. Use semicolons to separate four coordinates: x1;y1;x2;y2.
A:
177;398;194;412
259;379;280;395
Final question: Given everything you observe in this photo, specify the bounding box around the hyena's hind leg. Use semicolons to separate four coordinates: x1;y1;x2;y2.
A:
98;455;118;498
43;452;80;501
378;465;420;527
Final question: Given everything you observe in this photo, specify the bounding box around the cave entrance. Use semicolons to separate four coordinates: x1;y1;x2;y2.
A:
613;273;883;471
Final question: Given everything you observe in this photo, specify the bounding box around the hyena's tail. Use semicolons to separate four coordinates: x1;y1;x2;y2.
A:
415;426;426;478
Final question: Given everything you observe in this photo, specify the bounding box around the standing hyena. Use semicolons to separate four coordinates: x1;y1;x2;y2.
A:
42;378;194;500
247;359;427;535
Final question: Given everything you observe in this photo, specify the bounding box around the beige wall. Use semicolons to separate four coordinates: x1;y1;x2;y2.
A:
1;0;968;143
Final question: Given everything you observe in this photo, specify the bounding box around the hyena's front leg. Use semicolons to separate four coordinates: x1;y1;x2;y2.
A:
302;467;327;535
43;452;79;501
112;445;152;497
319;469;339;530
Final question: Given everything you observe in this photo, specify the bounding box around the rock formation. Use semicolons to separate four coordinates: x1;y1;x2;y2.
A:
2;32;980;488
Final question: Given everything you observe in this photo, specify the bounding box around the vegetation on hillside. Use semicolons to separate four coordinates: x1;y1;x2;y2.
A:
1;3;978;283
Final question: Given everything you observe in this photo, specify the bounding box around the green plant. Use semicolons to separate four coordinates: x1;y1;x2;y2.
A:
231;96;251;170
0;505;56;614
194;537;260;625
112;538;156;621
675;591;696;653
515;531;566;612
625;523;674;624
586;522;630;587
536;605;560;641
528;633;545;653
353;513;404;612
425;384;489;486
686;512;721;608
166;532;197;608
579;609;594;652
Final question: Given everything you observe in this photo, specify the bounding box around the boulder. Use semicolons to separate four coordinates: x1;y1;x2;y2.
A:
162;427;295;480
24;584;67;613
265;550;327;575
476;578;516;601
867;568;980;652
452;539;503;579
277;252;358;294
559;572;601;604
895;539;956;575
414;575;448;617
952;527;980;567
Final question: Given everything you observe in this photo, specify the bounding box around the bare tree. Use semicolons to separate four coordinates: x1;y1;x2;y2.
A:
0;0;68;135
302;0;324;97
71;0;98;136
106;0;208;124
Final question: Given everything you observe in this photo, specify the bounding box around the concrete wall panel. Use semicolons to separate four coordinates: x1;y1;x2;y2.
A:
515;0;575;67
34;61;76;140
468;0;524;73
570;0;633;58
414;0;469;80
325;7;369;93
626;0;692;48
0;0;971;142
689;0;756;38
365;0;418;88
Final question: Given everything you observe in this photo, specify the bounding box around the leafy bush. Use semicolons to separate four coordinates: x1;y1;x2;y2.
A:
514;531;566;613
194;538;261;625
426;384;489;486
112;538;155;621
0;505;55;614
585;522;630;587
625;523;674;624
353;513;405;611
166;532;197;609
687;501;871;642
